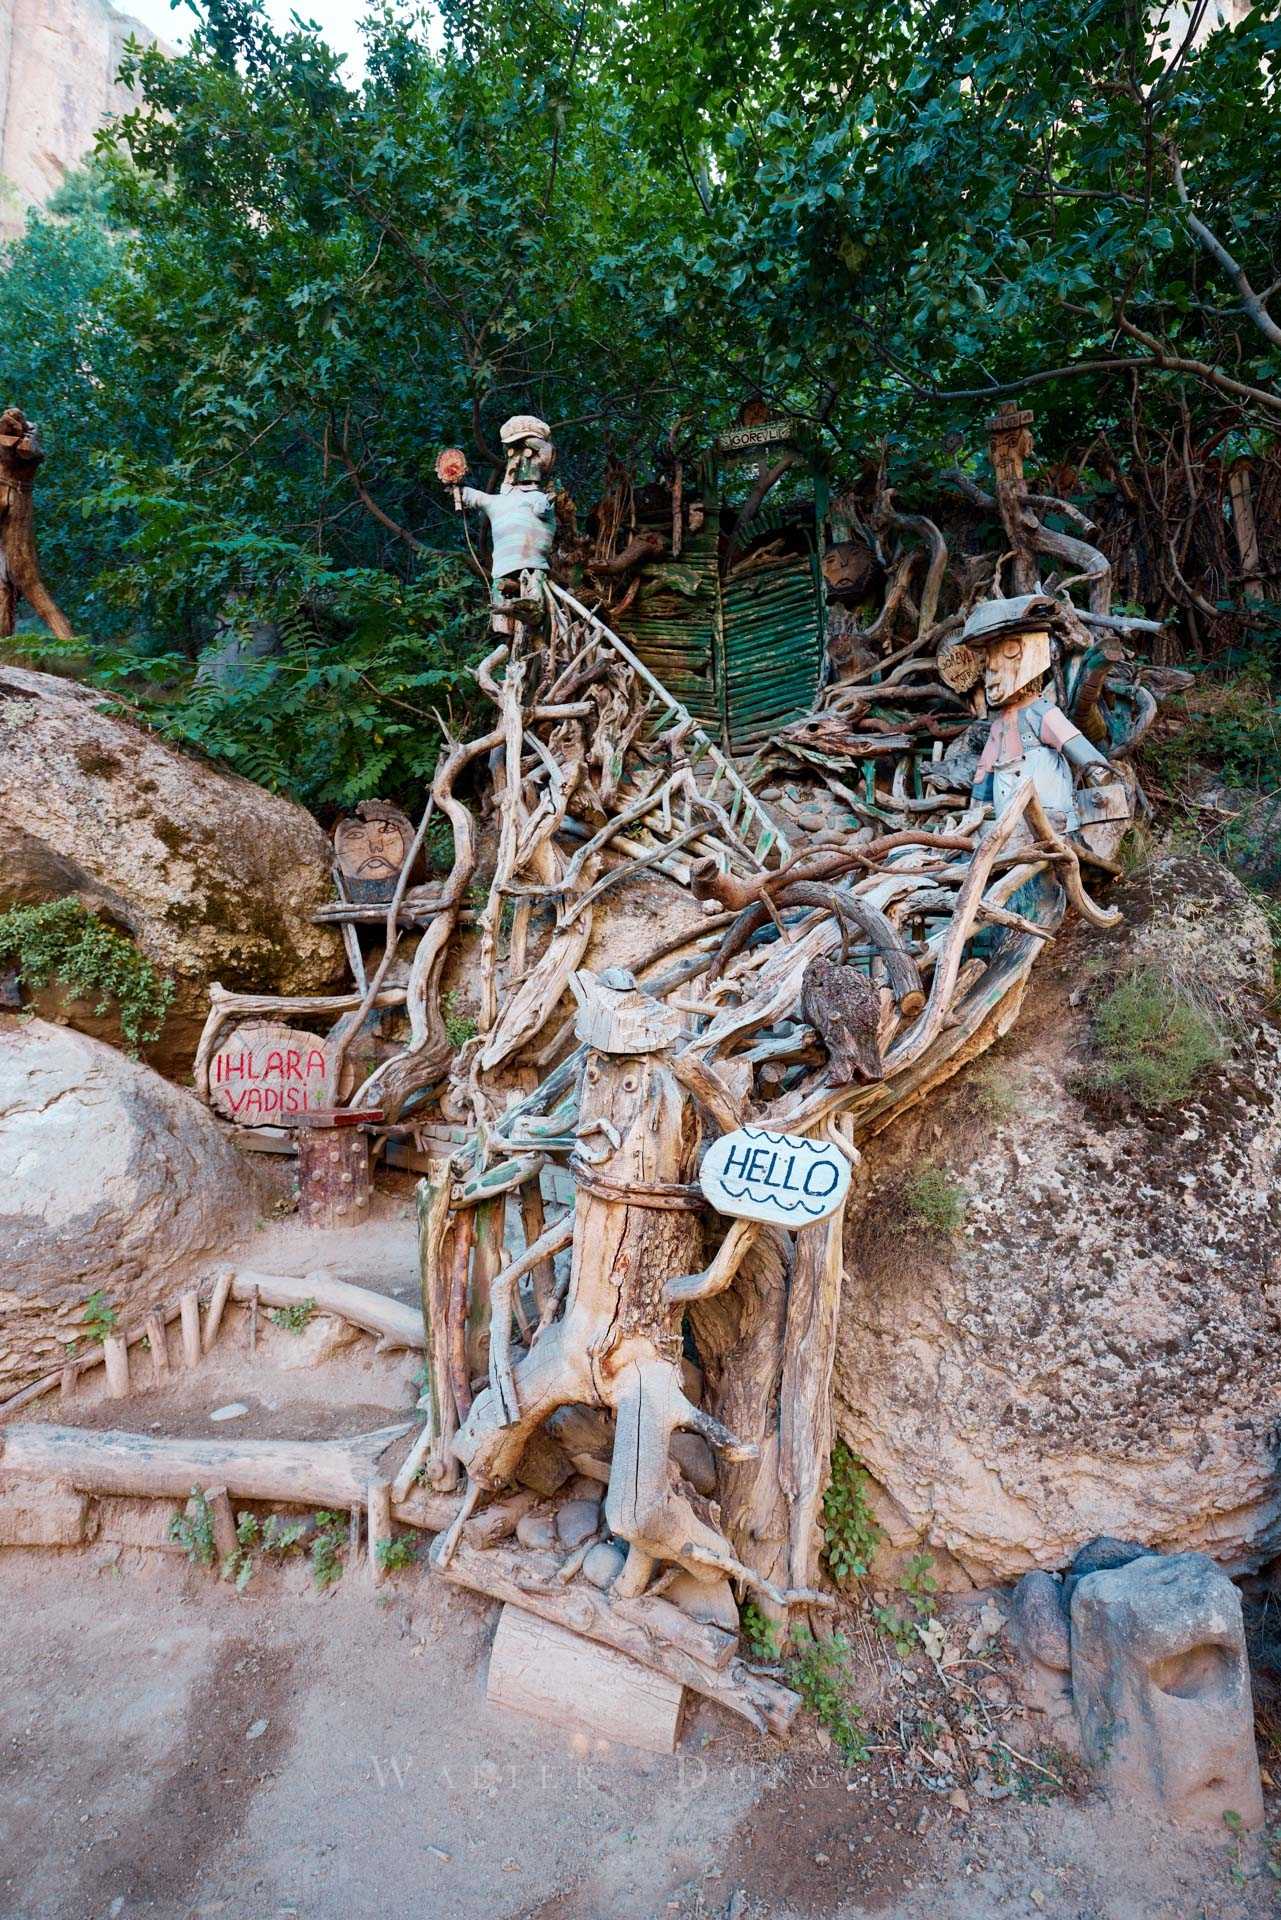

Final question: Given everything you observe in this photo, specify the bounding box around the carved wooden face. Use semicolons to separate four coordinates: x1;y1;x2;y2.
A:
334;815;411;882
503;435;556;490
983;628;1050;707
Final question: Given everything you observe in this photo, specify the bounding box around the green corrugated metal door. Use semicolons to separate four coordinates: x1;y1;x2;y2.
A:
618;530;722;733
720;551;824;754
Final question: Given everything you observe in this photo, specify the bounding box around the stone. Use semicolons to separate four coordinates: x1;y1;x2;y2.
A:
670;1431;718;1498
515;1511;556;1552
262;1313;359;1372
209;1403;249;1422
556;1499;601;1550
1070;1551;1263;1831
833;854;1281;1584
1063;1535;1148;1607
581;1541;627;1590
0;1020;259;1397
1009;1571;1070;1673
0;1472;91;1547
663;1570;739;1632
0;665;343;1070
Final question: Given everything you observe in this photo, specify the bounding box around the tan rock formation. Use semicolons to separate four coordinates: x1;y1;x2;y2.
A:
0;664;344;1069
0;1017;257;1396
834;853;1281;1587
0;0;162;240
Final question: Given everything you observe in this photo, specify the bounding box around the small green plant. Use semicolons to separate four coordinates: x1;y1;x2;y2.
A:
268;1297;316;1334
374;1534;418;1573
788;1628;868;1761
222;1510;261;1591
900;1163;967;1236
169;1488;216;1567
0;898;174;1051
873;1553;940;1655
311;1510;347;1589
1081;966;1224;1111
444;989;477;1048
971;1062;1019;1122
81;1289;119;1345
821;1442;881;1586
740;1601;781;1662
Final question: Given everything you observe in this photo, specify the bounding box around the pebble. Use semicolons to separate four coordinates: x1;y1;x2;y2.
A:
245;1719;269;1741
582;1541;626;1590
556;1499;601;1549
210;1402;249;1422
515;1511;556;1551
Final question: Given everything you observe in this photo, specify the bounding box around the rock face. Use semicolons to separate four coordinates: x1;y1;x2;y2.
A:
0;0;163;240
833;853;1281;1587
1071;1552;1263;1831
0;1018;257;1395
0;666;343;1069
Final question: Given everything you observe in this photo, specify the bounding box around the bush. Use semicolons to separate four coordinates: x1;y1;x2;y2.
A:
900;1164;968;1236
0;897;174;1051
822;1442;881;1586
1081;967;1224;1111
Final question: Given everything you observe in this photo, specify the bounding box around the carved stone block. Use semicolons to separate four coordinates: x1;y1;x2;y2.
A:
1071;1552;1263;1830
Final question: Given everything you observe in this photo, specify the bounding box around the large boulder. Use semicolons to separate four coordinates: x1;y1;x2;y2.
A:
833;852;1281;1587
0;665;343;1070
0;1018;258;1395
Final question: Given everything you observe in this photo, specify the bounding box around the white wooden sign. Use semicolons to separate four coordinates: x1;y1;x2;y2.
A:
699;1125;850;1226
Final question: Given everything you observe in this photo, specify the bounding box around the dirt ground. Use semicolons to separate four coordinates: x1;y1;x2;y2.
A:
2;1184;1279;1920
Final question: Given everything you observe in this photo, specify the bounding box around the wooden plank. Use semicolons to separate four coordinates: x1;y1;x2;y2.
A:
486;1604;684;1755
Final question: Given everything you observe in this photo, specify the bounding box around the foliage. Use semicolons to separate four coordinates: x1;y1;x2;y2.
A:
268;1297;317;1334
0;898;174;1052
374;1534;419;1573
443;989;478;1049
80;1290;119;1346
872;1553;941;1657
900;1164;968;1236
169;1488;217;1567
1144;665;1281;802
221;1509;309;1589
821;1441;881;1586
1082;965;1224;1110
788;1628;869;1761
310;1509;347;1589
739;1600;781;1662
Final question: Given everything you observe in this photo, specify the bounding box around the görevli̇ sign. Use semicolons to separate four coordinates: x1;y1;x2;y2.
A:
699;1125;850;1226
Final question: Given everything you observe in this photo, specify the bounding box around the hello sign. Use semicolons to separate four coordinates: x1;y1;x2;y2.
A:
209;1020;331;1125
699;1125;851;1226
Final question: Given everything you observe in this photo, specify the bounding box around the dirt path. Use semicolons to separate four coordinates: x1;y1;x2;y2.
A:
1;1545;1275;1920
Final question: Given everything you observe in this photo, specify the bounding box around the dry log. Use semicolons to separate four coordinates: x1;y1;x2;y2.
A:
368;1479;392;1583
231;1270;425;1350
145;1312;170;1385
180;1292;201;1368
487;1604;684;1753
463;1488;540;1547
0;1423;412;1508
203;1268;235;1352
103;1335;129;1400
0;409;72;639
415;1157;458;1489
434;1535;799;1736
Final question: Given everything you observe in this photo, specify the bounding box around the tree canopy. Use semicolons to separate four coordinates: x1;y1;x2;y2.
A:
0;0;1275;803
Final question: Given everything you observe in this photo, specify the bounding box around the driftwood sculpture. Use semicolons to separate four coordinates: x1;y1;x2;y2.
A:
0;407;72;640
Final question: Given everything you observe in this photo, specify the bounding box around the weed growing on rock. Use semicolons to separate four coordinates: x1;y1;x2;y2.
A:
0;898;174;1051
268;1297;316;1334
444;989;477;1048
873;1554;940;1656
1081;965;1224;1110
80;1290;119;1345
822;1442;881;1586
740;1601;781;1662
788;1628;869;1761
169;1489;216;1567
900;1164;967;1235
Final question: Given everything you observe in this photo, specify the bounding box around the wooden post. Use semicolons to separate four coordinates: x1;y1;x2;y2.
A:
203;1268;235;1352
180;1292;201;1368
59;1364;77;1402
348;1505;362;1570
103;1334;129;1400
145;1312;170;1385
467;1197;503;1385
297;1125;372;1230
205;1485;238;1566
1228;459;1265;603
248;1286;259;1354
368;1479;392;1583
987;403;1037;593
415;1159;457;1489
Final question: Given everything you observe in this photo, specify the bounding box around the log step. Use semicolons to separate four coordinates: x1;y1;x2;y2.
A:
486;1604;684;1754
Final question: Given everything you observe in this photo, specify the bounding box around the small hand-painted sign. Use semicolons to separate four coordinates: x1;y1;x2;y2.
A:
699;1124;850;1226
209;1020;330;1125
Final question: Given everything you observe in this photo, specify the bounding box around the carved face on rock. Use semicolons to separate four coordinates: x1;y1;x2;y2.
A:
983;627;1051;708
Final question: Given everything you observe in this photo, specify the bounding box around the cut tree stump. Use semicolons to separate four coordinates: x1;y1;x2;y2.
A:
486;1603;684;1754
180;1292;202;1368
103;1336;129;1400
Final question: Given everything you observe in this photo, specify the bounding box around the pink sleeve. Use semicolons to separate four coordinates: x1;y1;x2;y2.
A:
974;727;999;778
1039;705;1080;751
